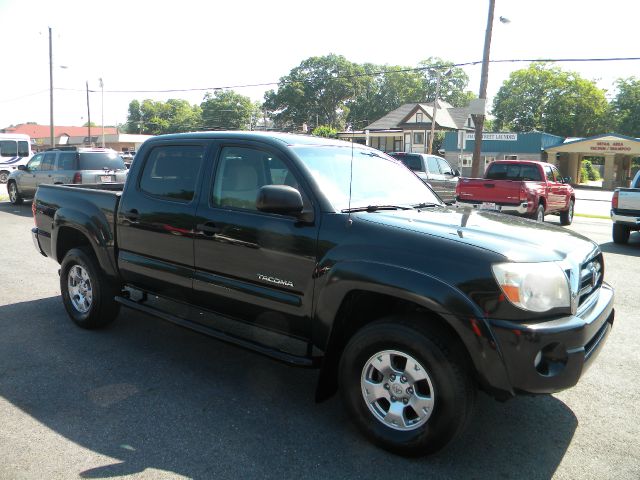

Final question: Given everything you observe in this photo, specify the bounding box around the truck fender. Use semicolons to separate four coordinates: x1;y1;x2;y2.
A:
52;204;118;279
313;260;512;401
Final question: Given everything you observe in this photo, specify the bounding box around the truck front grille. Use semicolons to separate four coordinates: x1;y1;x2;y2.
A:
578;253;603;308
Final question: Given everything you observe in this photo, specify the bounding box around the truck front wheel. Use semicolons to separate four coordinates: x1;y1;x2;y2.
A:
338;317;475;456
560;199;574;226
60;247;120;328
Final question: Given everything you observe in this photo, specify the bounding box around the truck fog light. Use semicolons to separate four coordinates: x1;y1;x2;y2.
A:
534;342;568;377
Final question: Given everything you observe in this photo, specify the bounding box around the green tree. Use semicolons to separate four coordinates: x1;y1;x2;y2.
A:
492;63;610;137
311;125;337;138
611;77;640;136
200;90;260;131
263;54;365;131
124;98;201;134
418;57;475;108
346;58;474;128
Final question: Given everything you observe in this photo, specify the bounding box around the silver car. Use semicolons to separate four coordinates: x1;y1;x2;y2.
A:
7;147;128;205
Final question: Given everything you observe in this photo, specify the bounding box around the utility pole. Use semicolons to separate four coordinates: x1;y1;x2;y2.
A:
471;0;496;178
49;27;54;148
86;81;91;145
99;78;105;147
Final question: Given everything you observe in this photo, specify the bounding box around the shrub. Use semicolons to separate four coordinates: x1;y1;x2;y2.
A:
312;125;338;138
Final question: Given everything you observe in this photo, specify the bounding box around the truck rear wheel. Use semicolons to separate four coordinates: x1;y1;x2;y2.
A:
338;317;475;456
612;223;630;244
60;247;120;329
532;203;545;223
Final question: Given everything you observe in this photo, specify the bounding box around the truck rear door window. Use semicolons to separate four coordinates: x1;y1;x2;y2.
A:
139;145;204;202
486;164;542;181
394;154;422;171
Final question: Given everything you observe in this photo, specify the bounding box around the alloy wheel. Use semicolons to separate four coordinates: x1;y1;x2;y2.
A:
360;349;435;431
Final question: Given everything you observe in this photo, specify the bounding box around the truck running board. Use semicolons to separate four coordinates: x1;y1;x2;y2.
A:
114;296;321;368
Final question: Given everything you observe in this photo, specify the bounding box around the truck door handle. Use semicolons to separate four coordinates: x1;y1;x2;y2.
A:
196;222;221;236
124;209;140;221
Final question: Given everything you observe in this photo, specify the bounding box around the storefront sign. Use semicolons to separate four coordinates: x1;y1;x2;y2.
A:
589;141;632;153
465;133;518;141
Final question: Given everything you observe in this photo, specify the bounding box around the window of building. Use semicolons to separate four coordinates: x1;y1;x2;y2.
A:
414;132;424;144
212;146;298;211
416;113;423;123
394;139;402;152
139;145;204;202
461;156;472;167
504;154;518;160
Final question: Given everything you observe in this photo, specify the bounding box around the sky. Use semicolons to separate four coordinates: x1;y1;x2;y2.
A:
0;0;638;130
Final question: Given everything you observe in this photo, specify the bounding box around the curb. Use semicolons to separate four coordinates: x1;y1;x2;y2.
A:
574;213;610;220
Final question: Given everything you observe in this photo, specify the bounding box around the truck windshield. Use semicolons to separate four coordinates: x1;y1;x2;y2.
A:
78;152;126;170
485;163;542;181
292;146;441;211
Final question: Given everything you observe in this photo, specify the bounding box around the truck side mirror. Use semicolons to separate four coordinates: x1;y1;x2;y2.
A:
453;169;461;177
563;177;572;184
257;185;303;216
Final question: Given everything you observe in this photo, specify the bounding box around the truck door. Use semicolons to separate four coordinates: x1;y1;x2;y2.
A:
192;143;318;340
543;164;562;211
116;142;207;301
425;155;447;201
435;157;458;204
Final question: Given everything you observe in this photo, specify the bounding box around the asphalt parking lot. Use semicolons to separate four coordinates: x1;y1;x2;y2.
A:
0;197;638;479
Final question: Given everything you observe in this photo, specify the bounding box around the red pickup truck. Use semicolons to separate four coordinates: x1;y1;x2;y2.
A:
455;160;575;224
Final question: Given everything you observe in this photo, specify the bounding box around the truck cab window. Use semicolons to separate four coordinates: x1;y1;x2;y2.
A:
139;145;204;202
212;147;298;210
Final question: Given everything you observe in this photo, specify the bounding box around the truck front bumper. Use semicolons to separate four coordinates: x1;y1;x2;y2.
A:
488;283;614;394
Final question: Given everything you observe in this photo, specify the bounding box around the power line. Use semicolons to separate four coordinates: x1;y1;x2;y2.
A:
5;56;637;104
49;56;640;95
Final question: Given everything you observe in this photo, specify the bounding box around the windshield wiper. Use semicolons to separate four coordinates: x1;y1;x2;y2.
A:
342;205;412;213
412;202;444;209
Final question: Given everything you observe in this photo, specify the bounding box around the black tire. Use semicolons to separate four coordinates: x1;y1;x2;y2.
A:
0;171;8;184
612;223;630;244
560;199;574;226
7;181;23;205
532;203;545;223
338;316;475;457
60;247;120;329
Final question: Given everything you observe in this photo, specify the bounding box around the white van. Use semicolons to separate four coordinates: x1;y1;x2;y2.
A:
0;133;33;183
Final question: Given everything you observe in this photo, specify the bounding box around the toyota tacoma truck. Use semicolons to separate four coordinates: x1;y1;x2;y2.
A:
31;132;613;456
611;170;640;244
456;159;575;224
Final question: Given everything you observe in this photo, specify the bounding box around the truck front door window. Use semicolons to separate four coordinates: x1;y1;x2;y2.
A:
212;147;299;211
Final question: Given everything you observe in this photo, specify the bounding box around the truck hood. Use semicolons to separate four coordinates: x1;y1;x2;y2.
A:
359;206;598;263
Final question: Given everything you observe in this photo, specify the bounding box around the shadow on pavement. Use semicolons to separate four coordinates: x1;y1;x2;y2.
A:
0;297;577;479
0;200;33;218
600;236;640;256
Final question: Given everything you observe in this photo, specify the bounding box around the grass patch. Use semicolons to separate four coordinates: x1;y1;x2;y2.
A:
574;212;610;220
0;195;8;202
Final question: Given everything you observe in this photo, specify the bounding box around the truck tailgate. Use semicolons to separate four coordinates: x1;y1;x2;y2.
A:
457;178;523;204
617;188;640;211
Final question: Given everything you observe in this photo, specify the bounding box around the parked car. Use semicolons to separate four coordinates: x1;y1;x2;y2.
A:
456;160;575;224
611;170;640;244
31;132;613;456
388;152;460;203
7;147;127;205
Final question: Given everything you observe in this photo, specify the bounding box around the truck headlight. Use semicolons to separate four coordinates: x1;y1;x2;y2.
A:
492;262;570;312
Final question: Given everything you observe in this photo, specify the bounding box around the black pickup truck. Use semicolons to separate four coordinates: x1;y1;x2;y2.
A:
32;132;614;456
